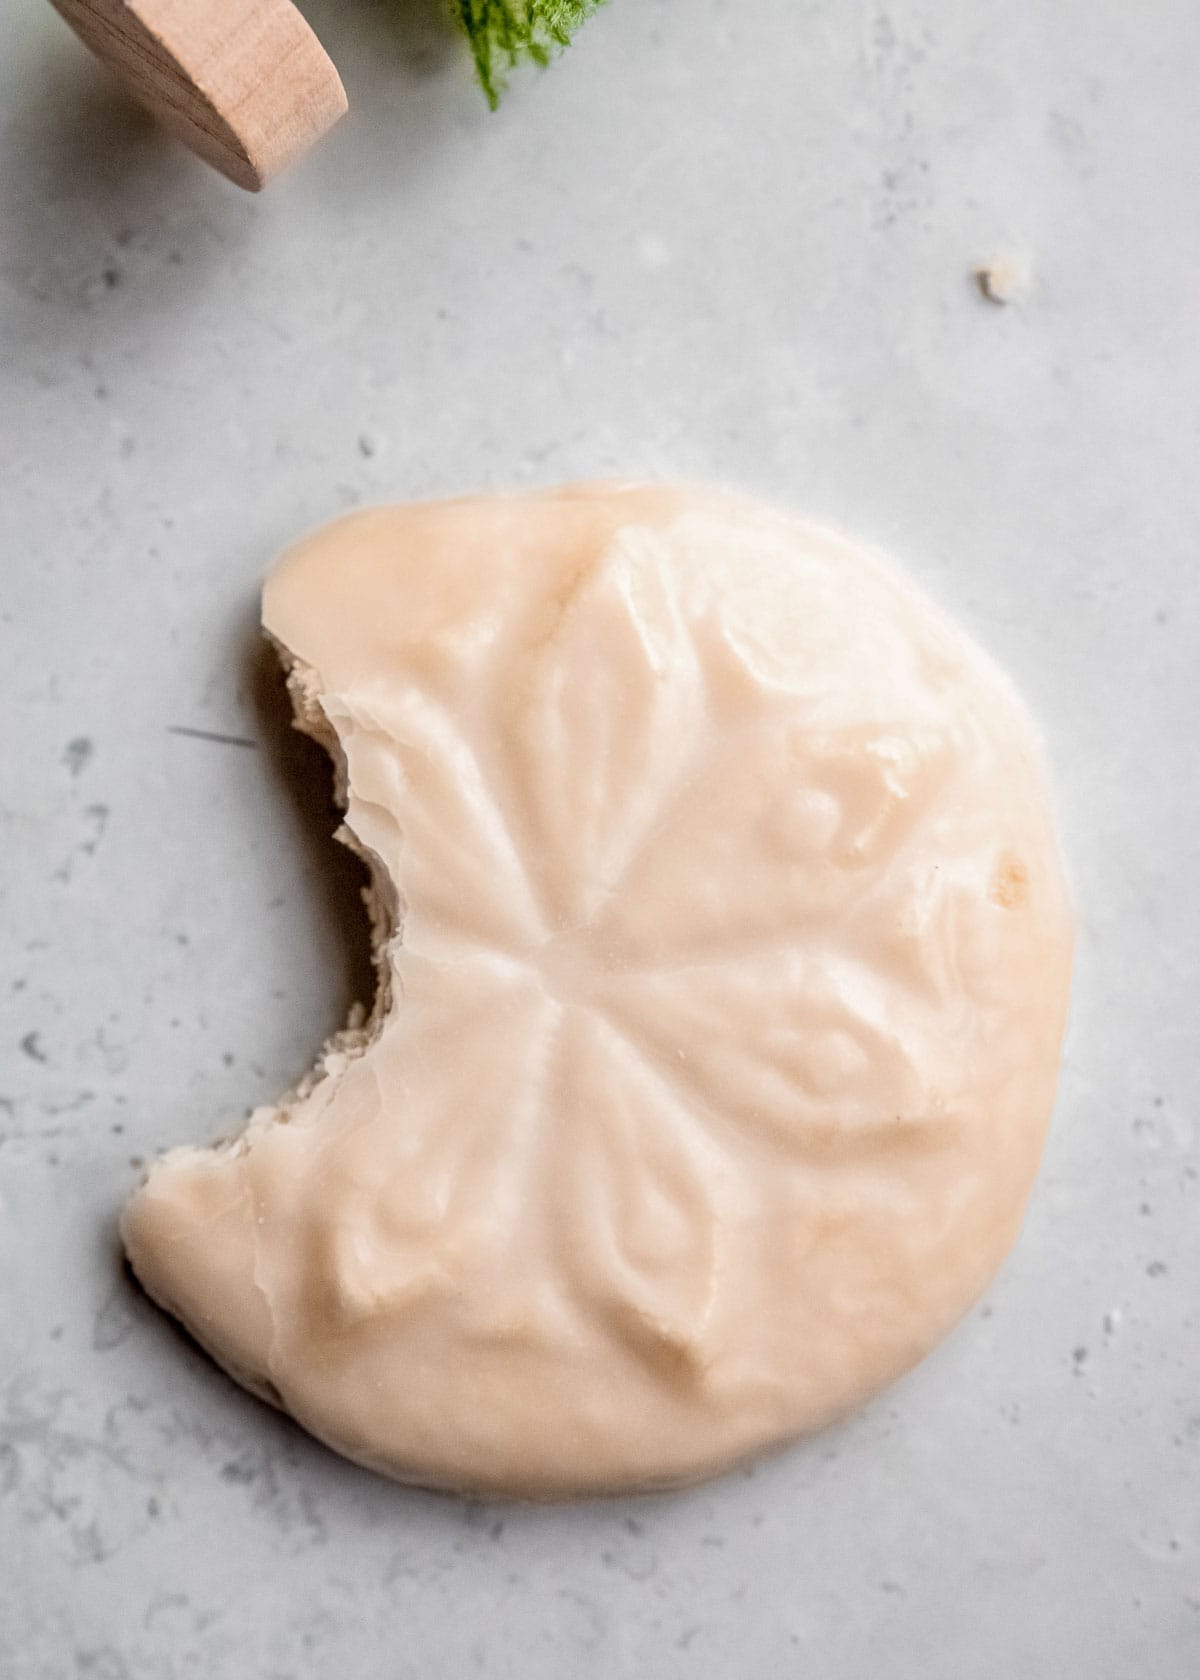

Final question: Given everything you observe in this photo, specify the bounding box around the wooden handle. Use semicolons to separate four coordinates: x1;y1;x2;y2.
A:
47;0;348;191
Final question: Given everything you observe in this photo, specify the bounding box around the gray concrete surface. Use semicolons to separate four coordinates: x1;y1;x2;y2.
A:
2;1;1198;1675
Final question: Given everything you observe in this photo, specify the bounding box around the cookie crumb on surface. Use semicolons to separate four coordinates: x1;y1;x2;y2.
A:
974;254;1032;305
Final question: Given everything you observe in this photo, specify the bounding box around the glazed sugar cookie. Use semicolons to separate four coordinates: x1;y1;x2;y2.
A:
122;484;1073;1496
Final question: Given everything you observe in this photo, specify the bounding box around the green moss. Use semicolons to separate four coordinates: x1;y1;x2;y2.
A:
451;1;608;108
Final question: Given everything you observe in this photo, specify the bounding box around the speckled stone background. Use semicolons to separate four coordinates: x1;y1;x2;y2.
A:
2;2;1198;1675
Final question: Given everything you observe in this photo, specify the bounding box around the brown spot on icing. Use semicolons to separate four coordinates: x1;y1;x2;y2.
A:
990;854;1030;910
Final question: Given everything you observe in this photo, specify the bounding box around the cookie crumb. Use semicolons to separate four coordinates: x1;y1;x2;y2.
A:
974;254;1031;306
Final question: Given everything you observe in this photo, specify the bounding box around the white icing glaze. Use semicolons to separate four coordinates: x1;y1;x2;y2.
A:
122;483;1073;1496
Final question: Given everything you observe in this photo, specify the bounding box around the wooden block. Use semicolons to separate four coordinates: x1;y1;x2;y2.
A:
47;0;348;190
